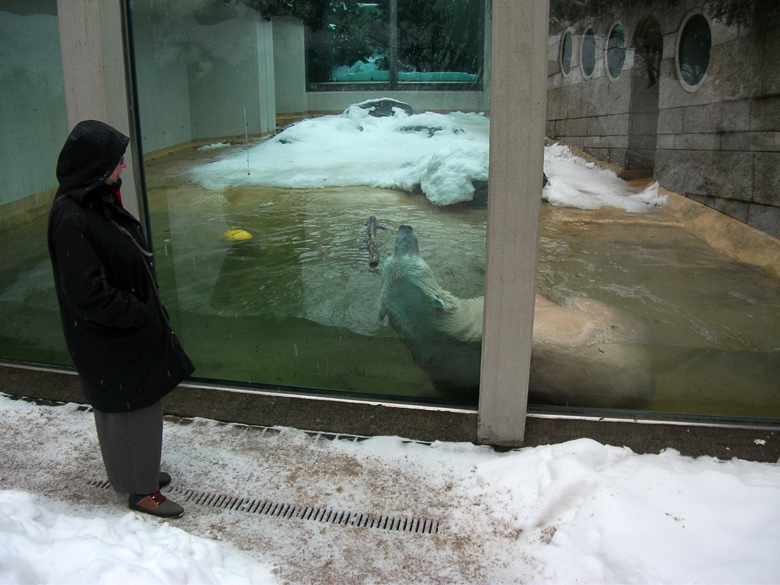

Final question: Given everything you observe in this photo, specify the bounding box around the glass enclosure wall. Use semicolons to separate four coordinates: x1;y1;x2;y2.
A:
543;2;780;419
127;0;491;405
306;0;483;89
0;1;70;365
1;0;778;424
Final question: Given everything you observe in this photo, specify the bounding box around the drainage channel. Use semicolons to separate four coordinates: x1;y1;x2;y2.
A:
88;479;440;534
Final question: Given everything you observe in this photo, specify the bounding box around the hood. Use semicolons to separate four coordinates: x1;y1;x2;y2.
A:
56;120;129;202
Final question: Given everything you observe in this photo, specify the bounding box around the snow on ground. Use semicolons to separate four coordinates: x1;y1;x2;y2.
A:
0;490;272;585
190;102;666;212
1;393;779;585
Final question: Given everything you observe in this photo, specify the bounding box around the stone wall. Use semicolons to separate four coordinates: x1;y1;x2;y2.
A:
546;12;633;170
546;3;780;238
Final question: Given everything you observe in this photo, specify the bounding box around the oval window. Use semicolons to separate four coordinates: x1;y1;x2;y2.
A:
677;13;711;89
560;30;573;76
606;23;626;79
581;28;596;78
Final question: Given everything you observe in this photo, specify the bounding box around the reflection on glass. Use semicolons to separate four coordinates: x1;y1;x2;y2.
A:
678;13;711;87
539;148;780;415
581;27;596;77
307;0;483;87
0;2;69;366
397;0;482;82
129;0;489;405
2;0;778;423
560;30;573;76
606;23;625;78
307;1;390;83
543;2;780;420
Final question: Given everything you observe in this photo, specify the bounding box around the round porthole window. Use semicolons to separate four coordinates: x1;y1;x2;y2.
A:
581;27;597;78
677;12;711;90
560;30;573;76
606;23;626;79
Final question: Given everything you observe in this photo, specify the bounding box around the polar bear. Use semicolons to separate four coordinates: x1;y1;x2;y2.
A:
379;225;655;407
379;225;484;393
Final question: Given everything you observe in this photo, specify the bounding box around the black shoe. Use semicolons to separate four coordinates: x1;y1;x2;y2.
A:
129;490;184;519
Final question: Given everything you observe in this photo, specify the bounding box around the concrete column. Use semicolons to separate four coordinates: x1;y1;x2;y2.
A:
257;18;277;134
478;0;548;446
57;0;141;220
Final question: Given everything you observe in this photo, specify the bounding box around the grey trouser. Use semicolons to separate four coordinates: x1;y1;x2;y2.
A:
93;400;163;495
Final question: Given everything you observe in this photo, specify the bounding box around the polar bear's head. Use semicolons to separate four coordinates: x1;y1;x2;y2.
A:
392;224;420;257
380;225;450;319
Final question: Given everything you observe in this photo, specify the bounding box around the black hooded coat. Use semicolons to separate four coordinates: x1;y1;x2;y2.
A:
47;120;194;413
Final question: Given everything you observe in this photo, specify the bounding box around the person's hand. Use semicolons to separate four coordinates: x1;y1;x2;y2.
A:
128;301;148;327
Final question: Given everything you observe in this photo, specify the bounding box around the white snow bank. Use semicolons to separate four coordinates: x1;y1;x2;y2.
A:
198;142;231;152
190;103;665;212
0;490;279;585
460;437;780;583
3;394;778;584
543;142;667;212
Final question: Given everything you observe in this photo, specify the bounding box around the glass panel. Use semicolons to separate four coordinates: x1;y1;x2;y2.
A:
606;23;625;79
306;0;483;89
581;27;596;78
560;30;572;76
0;1;70;365
544;3;780;421
307;1;390;84
678;14;711;88
397;0;483;82
128;0;489;405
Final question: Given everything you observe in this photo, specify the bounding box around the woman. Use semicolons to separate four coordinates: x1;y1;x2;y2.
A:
48;120;194;518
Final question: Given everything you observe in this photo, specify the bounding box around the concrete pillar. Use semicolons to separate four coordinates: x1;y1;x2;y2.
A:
478;0;548;446
256;18;277;134
57;0;141;220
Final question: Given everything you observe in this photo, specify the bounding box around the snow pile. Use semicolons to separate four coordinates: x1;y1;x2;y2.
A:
192;104;489;206
458;438;780;583
543;142;666;212
190;103;666;212
0;491;278;585
198;142;231;152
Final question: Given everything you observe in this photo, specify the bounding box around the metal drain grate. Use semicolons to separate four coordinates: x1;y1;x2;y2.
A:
87;480;440;534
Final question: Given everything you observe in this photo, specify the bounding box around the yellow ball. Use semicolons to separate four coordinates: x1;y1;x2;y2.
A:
222;228;253;242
